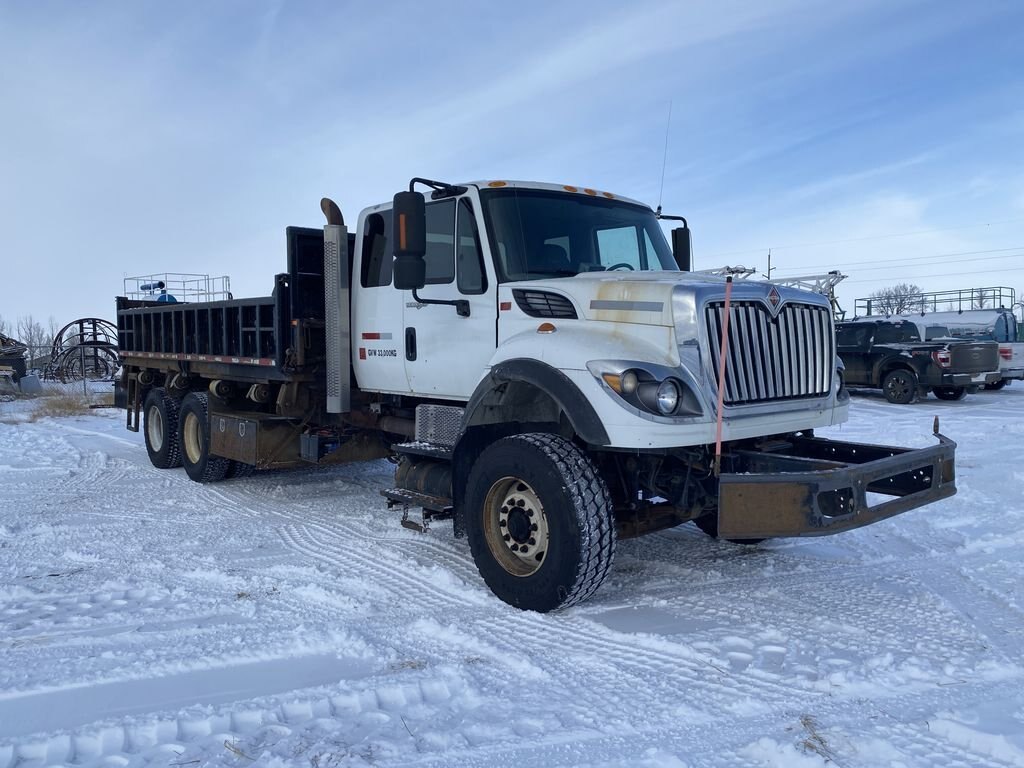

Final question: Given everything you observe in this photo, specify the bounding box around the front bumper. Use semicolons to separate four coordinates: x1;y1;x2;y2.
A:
717;431;956;539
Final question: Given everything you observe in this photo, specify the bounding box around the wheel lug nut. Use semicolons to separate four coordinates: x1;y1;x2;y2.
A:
528;538;536;546
503;534;510;542
531;524;538;531
516;499;525;507
499;520;506;527
527;510;534;517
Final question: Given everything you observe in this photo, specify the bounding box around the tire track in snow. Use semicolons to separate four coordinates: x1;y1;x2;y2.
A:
0;669;468;768
278;522;481;610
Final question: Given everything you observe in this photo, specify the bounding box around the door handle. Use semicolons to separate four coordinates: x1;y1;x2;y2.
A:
405;327;417;361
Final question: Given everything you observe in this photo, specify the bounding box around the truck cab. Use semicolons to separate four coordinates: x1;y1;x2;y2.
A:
351;181;849;447
351;182;683;401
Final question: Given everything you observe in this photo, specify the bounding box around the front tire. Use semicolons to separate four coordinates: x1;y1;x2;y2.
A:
984;379;1008;391
933;386;967;401
178;392;231;483
464;433;616;612
143;388;182;469
882;369;917;404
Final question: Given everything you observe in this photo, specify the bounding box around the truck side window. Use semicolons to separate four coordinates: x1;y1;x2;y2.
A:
360;211;393;288
596;226;642;270
835;325;868;348
874;323;919;344
456;199;487;295
424;200;455;285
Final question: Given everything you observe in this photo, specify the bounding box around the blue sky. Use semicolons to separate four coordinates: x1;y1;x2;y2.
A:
1;0;1022;327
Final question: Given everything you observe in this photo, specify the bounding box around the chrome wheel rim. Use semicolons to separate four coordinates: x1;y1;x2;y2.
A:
483;477;550;577
183;411;203;464
146;404;164;451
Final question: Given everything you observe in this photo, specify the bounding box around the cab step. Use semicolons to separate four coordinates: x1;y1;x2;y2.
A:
381;488;454;533
393;441;454;461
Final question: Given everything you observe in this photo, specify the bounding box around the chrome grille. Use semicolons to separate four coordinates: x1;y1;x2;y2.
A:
705;301;833;405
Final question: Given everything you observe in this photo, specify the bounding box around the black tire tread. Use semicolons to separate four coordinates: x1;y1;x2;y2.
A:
517;434;616;608
180;392;231;483
225;460;257;479
497;433;615;610
143;388;182;469
882;369;917;405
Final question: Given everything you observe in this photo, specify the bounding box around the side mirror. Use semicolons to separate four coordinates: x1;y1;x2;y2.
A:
392;190;427;290
671;226;692;271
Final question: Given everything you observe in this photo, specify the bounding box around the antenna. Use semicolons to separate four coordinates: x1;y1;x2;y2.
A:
657;101;673;213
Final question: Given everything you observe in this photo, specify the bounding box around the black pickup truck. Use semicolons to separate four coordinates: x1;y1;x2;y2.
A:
837;319;1000;404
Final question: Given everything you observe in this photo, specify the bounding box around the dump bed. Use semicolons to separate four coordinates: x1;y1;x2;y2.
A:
116;227;333;383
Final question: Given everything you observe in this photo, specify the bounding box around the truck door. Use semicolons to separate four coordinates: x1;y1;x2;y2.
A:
836;324;871;385
352;207;411;394
402;196;496;400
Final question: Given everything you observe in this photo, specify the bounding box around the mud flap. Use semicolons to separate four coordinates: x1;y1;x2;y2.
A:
717;432;956;539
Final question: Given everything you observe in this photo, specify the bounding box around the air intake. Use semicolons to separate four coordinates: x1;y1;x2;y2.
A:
512;290;578;319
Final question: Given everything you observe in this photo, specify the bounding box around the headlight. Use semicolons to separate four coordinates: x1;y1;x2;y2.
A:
656;379;680;414
588;361;704;419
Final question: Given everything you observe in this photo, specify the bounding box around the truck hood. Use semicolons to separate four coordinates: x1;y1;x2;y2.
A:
510;272;832;327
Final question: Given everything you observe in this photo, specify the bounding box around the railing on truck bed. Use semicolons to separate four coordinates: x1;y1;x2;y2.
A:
116;226;331;379
117;295;282;367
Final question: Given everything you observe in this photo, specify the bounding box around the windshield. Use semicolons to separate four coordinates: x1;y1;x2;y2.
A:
480;188;678;282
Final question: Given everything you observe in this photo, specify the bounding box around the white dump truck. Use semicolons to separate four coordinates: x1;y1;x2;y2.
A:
116;178;956;611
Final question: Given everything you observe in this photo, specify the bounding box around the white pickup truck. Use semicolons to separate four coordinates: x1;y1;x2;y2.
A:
896;309;1023;390
115;178;957;612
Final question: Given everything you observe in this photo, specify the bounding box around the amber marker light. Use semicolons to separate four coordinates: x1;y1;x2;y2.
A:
537;323;557;334
583;188;597;196
488;181;508;187
563;185;578;192
602;370;638;394
602;373;623;392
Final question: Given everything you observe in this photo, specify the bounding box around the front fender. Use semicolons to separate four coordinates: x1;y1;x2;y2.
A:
463;358;609;446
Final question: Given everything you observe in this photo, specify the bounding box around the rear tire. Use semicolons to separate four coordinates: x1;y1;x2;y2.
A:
693;514;765;546
225;461;256;479
882;369;917;404
984;379;1008;391
933;386;967;401
178;392;231;483
143;388;182;469
464;433;616;612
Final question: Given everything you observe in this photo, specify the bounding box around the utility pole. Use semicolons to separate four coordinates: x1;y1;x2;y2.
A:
762;248;775;281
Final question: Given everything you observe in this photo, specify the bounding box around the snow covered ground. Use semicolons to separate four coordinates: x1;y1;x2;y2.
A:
1;388;1023;767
